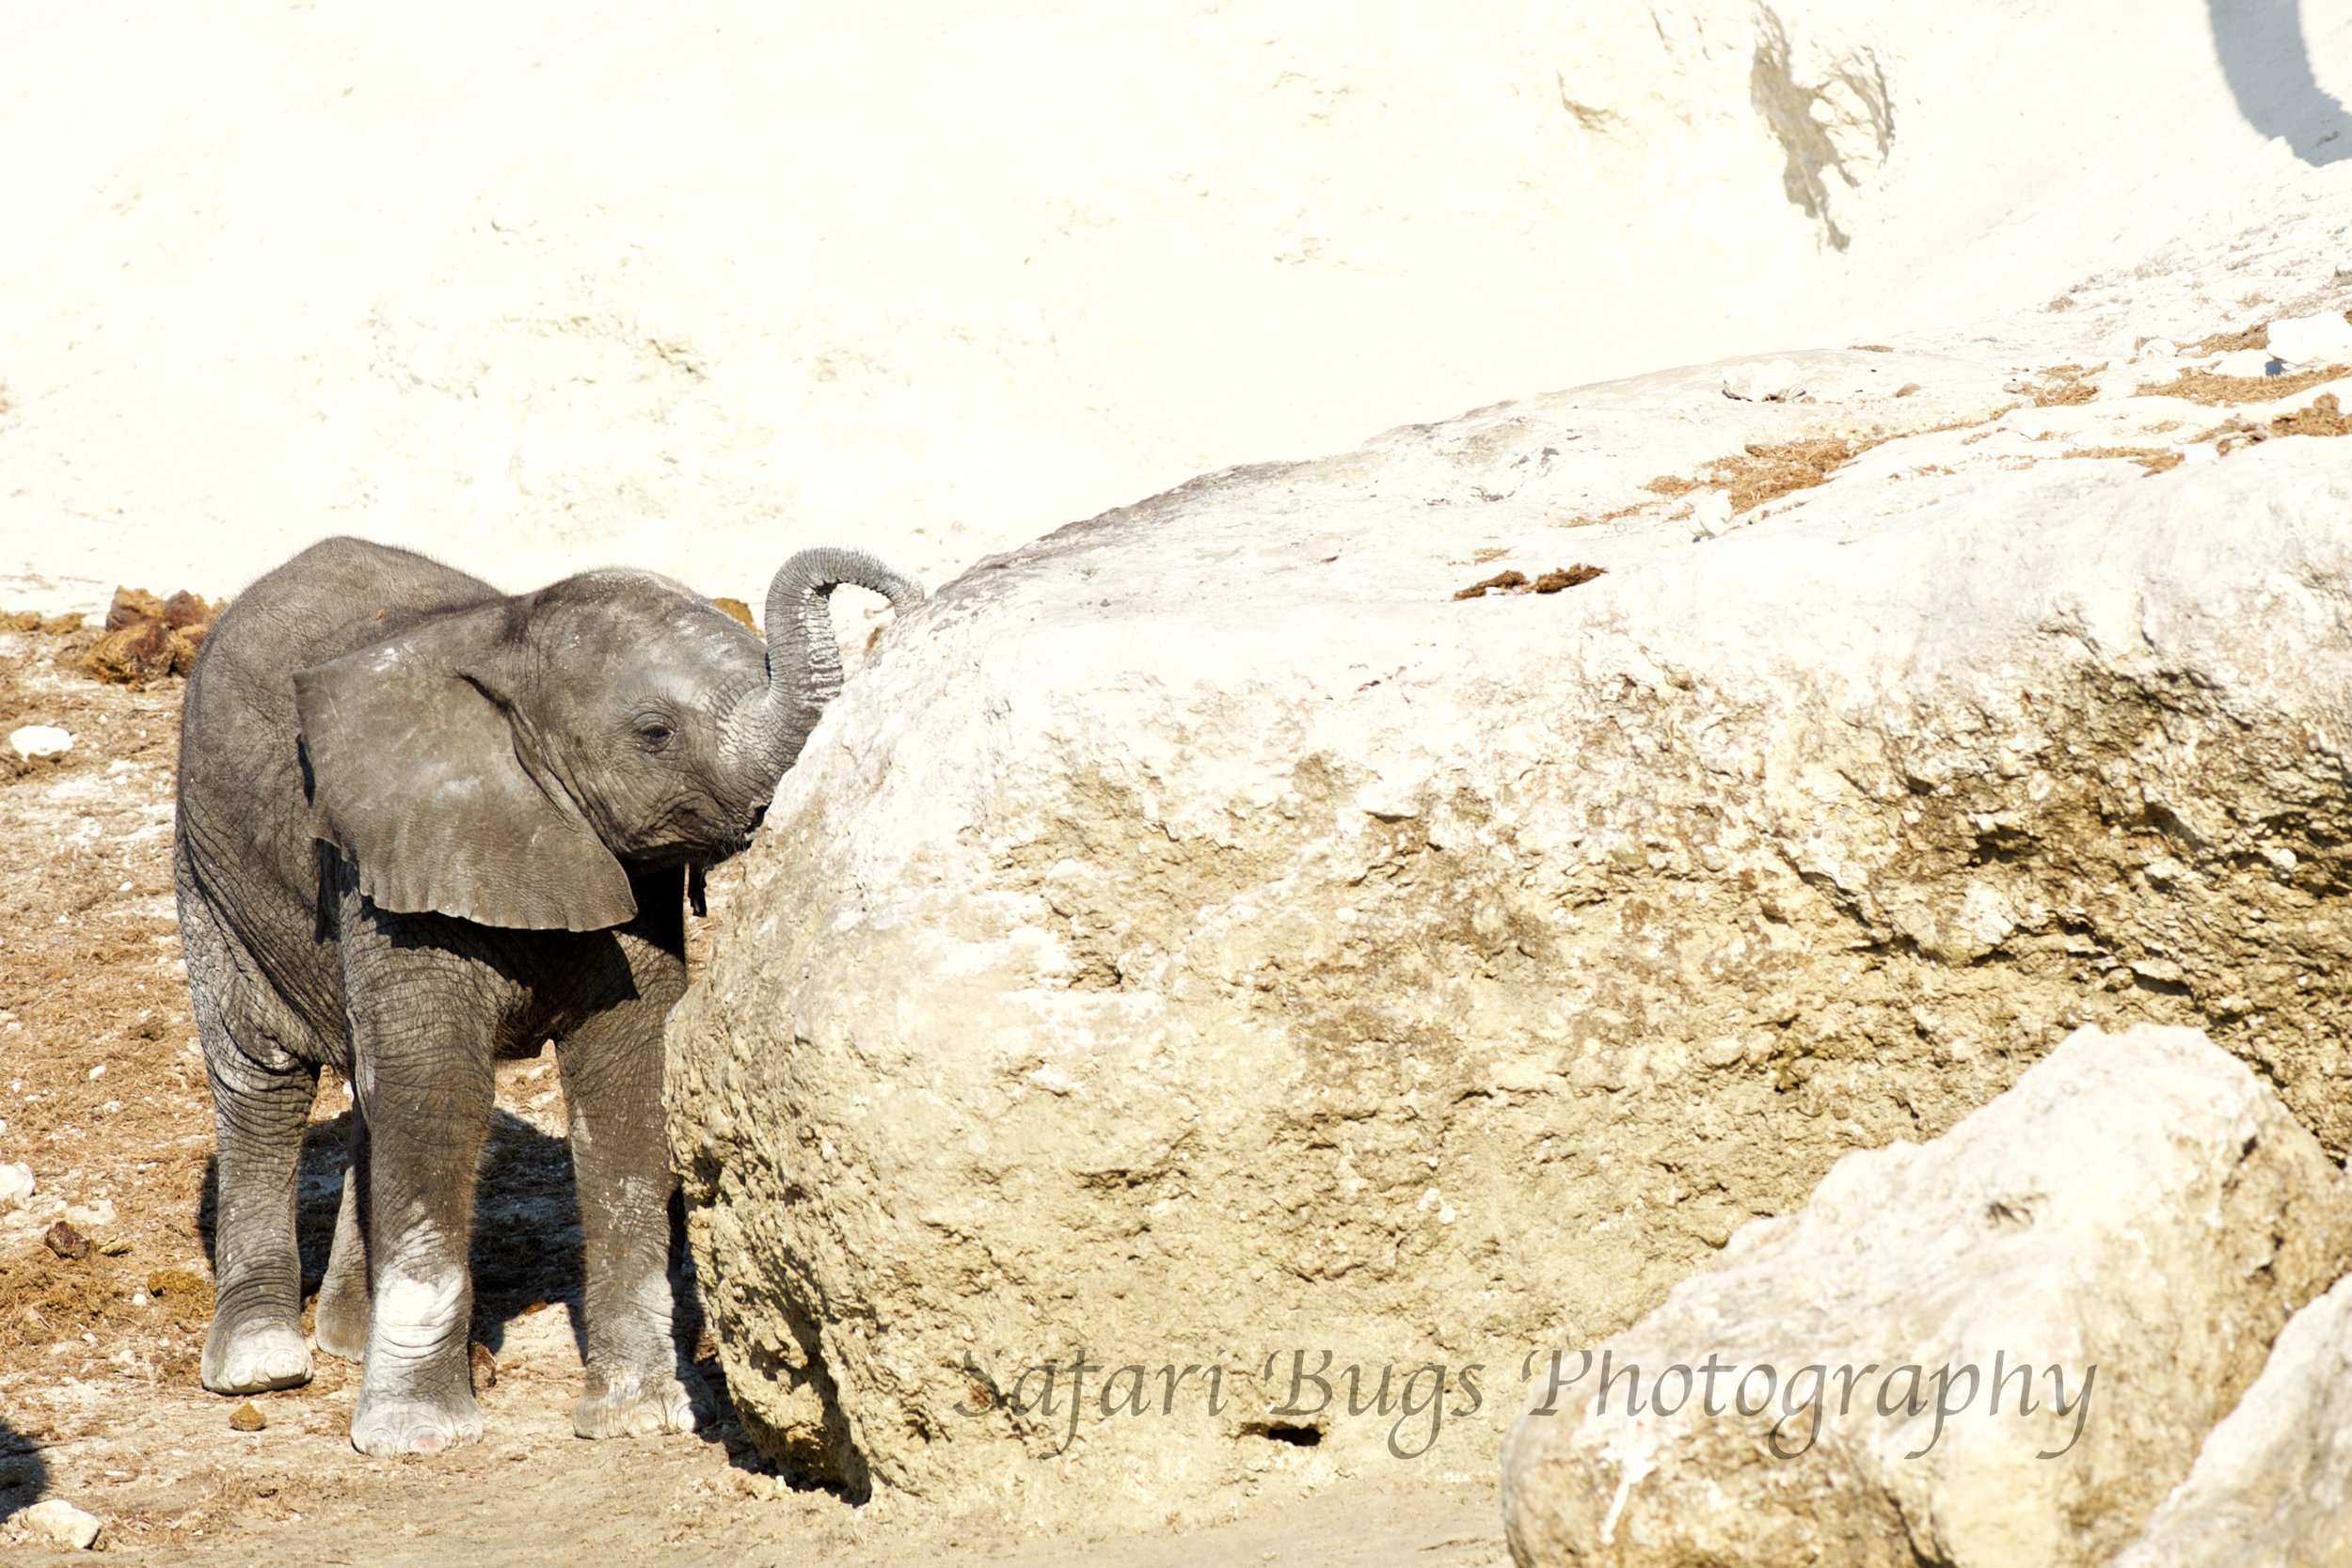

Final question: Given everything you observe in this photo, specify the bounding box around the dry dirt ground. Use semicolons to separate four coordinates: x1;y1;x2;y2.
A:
0;622;1506;1564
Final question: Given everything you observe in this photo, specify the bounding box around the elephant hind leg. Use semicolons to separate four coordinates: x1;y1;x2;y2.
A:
183;893;323;1396
311;1107;371;1362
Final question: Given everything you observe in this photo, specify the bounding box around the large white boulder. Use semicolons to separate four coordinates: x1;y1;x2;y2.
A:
1497;1023;2352;1567
670;344;2352;1529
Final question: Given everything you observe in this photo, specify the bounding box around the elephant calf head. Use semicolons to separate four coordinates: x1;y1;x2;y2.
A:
292;550;923;932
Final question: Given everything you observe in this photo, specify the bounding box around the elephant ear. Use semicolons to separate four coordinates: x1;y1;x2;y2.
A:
292;605;637;932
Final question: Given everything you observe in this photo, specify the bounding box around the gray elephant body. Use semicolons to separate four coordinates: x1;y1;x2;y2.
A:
174;535;917;1456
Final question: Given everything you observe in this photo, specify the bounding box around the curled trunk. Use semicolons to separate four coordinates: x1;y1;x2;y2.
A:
728;547;923;786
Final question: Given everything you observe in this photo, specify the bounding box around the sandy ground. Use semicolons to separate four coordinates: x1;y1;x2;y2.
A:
9;3;2352;615
0;626;1507;1562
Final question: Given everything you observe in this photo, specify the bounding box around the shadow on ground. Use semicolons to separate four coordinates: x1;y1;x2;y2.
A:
196;1109;594;1356
2209;0;2352;164
0;1416;44;1527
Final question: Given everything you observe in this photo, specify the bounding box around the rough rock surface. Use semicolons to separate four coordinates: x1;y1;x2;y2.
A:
1497;1023;2352;1567
670;325;2352;1528
2110;1269;2352;1567
18;1497;102;1550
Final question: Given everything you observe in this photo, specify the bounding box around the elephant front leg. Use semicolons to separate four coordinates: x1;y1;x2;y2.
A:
558;1002;692;1439
347;1038;494;1458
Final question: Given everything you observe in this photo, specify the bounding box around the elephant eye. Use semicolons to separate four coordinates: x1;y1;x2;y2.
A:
634;717;675;750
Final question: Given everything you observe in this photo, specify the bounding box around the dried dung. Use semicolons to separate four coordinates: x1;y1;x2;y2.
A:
159;590;212;629
711;596;755;632
470;1341;499;1389
43;1223;89;1261
84;620;177;687
229;1402;265;1433
146;1266;214;1307
103;588;165;633
79;586;217;687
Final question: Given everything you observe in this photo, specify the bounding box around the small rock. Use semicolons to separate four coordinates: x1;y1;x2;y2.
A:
42;1221;90;1260
19;1498;101;1550
0;1162;33;1210
1721;358;1806;402
8;724;72;761
1689;489;1735;538
2212;346;2282;378
470;1341;499;1389
229;1402;266;1432
2265;311;2352;369
63;1198;115;1231
2135;337;2180;363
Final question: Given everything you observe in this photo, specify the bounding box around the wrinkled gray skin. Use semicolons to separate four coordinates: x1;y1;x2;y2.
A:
172;535;920;1458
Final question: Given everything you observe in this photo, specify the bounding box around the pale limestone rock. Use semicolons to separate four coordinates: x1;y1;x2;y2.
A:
0;1163;32;1210
2109;1271;2352;1567
2265;311;2352;370
62;1198;113;1232
7;724;70;760
1499;1025;2352;1568
1687;489;1734;538
671;341;2352;1530
1720;358;1806;402
20;1499;102;1550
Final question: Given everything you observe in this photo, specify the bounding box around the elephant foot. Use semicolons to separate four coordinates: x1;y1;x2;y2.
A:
312;1280;371;1362
201;1318;313;1395
573;1367;694;1439
350;1387;484;1459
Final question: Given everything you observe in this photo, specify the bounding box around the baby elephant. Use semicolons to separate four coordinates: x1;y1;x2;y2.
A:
174;536;920;1457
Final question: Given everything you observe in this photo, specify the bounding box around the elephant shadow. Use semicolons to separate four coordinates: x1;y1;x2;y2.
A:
0;1416;45;1528
196;1107;709;1373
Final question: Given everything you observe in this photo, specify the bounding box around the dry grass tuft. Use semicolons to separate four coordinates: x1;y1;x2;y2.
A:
2062;447;2184;474
2195;391;2352;454
1702;436;1863;513
2026;366;2098;407
2140;363;2351;405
